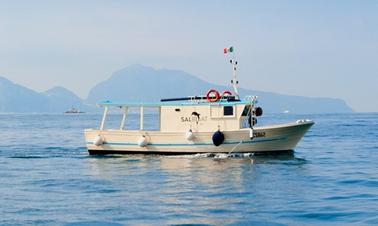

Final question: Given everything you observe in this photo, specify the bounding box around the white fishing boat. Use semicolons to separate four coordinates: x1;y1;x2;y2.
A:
84;50;314;155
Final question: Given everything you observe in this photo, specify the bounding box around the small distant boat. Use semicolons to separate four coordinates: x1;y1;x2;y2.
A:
65;107;84;114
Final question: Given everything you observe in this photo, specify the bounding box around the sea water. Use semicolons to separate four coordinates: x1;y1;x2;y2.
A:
0;113;377;225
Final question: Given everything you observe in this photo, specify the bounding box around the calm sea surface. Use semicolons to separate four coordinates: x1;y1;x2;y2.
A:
0;113;377;225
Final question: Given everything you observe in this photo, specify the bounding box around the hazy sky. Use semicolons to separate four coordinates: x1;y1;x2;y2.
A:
0;0;377;112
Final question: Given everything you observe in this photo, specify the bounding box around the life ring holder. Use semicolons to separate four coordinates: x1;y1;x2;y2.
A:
206;89;221;102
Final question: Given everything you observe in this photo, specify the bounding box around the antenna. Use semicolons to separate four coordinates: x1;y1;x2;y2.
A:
230;59;239;99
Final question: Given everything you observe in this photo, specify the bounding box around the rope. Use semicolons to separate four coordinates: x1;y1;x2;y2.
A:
228;140;243;156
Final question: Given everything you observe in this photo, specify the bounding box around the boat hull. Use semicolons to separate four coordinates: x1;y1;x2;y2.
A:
85;120;314;155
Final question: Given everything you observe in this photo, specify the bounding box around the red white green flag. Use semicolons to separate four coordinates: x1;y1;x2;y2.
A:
223;46;234;54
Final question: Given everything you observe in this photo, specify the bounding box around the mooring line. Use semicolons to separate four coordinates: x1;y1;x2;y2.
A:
228;140;243;156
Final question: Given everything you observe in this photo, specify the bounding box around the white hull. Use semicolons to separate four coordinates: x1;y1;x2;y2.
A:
85;120;314;155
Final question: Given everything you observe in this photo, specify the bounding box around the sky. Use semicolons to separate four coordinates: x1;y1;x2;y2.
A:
0;0;377;112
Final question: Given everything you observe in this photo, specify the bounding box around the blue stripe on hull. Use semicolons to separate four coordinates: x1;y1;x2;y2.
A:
87;136;287;147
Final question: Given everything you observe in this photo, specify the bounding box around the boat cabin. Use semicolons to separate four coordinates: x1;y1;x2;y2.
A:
97;96;259;133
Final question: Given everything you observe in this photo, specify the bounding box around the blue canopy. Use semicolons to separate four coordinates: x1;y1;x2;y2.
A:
96;99;251;107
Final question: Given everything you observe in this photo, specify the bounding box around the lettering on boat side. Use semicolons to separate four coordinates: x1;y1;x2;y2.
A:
253;132;266;138
181;116;208;123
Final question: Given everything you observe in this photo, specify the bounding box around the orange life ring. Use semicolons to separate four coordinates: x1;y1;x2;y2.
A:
222;90;232;97
206;89;221;102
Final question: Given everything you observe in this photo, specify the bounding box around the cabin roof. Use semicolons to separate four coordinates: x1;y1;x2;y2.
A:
96;99;252;107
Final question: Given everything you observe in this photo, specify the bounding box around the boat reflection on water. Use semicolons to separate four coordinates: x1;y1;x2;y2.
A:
85;151;301;180
83;152;306;225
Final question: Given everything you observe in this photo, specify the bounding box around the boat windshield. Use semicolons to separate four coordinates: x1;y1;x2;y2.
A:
241;105;251;116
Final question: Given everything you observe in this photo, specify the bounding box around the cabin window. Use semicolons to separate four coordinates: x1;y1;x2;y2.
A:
242;105;251;116
210;105;235;118
223;106;234;116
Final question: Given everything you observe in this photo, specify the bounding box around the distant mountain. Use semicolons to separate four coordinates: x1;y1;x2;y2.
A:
86;65;353;113
0;76;87;113
0;76;50;112
86;64;215;104
0;65;353;113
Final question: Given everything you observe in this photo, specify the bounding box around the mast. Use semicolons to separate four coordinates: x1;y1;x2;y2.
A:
230;58;239;99
224;46;240;99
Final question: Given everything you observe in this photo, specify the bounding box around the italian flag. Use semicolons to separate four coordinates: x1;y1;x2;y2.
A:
223;46;234;54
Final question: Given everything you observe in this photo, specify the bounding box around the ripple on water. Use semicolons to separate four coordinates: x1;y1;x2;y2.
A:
338;179;378;187
226;221;287;226
64;221;124;226
324;193;376;201
8;155;52;159
293;211;369;222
